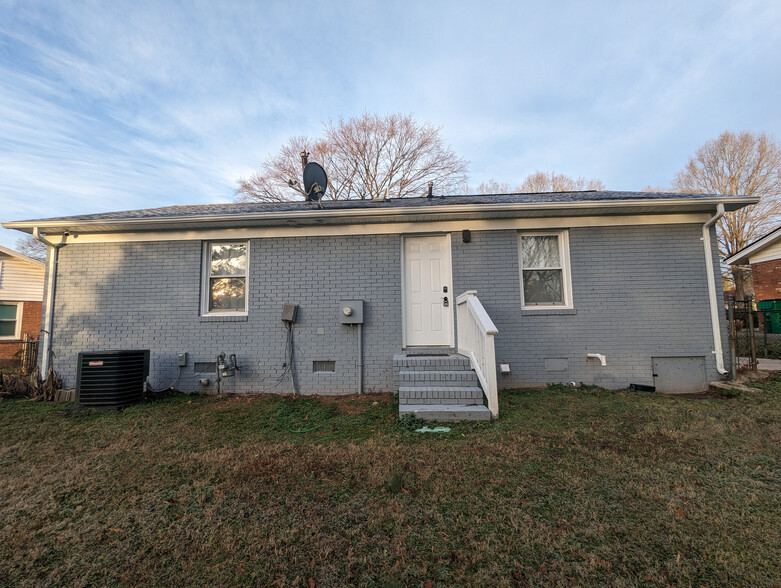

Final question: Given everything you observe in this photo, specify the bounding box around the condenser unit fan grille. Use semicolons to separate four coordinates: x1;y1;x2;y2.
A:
75;350;150;409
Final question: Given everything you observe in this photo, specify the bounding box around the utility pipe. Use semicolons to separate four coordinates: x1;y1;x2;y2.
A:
357;324;364;394
32;228;65;377
586;353;607;366
702;204;728;375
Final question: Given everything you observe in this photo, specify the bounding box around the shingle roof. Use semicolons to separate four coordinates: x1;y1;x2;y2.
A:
6;190;754;224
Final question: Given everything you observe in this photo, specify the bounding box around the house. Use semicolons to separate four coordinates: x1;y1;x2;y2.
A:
0;245;45;368
725;225;781;302
3;190;757;418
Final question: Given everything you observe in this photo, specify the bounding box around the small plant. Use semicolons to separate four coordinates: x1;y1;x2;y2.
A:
387;473;405;494
397;413;426;432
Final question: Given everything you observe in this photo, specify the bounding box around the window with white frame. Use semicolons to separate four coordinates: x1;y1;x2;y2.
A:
518;231;573;308
0;302;21;339
202;242;248;314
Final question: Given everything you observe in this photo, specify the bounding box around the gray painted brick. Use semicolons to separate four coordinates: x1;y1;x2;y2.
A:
47;223;728;395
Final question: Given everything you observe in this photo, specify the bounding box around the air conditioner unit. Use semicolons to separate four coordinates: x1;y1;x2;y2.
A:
75;350;150;410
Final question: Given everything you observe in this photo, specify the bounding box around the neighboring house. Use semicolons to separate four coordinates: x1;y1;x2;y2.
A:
725;225;781;302
0;245;45;367
3;191;756;418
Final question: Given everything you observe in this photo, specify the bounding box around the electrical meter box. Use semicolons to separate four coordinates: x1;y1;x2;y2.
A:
339;299;364;324
281;303;299;323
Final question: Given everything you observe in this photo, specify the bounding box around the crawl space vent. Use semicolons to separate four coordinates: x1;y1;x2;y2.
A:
194;361;217;373
313;360;336;372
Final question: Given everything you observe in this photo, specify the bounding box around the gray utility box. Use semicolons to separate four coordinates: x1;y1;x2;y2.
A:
340;299;364;324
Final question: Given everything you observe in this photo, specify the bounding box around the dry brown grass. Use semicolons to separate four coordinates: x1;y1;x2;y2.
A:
1;380;780;587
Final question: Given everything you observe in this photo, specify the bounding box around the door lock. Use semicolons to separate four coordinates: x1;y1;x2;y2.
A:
443;286;448;293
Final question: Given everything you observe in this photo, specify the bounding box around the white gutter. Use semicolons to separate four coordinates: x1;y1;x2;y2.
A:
702;204;727;375
32;228;65;377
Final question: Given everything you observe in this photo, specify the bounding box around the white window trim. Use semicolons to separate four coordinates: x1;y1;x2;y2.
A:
200;241;250;316
0;301;23;340
518;230;574;310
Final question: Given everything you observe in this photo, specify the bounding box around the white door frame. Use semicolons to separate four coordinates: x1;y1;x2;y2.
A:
401;233;455;348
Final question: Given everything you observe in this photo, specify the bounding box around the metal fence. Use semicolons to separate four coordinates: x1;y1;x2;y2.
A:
0;335;39;373
727;296;781;375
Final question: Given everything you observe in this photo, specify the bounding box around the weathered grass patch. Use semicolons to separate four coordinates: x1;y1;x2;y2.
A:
1;380;779;587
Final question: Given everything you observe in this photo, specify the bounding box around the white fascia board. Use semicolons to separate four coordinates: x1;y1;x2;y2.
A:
724;225;781;266
51;213;712;244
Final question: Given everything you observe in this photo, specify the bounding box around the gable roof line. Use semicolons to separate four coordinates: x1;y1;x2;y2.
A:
0;245;45;268
2;195;760;235
724;225;781;265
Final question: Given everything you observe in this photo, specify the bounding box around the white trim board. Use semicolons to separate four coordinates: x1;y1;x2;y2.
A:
52;213;711;244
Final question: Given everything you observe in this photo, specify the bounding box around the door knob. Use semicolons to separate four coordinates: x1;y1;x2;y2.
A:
443;296;449;307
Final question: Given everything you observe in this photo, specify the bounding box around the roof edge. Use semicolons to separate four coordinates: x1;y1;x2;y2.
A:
725;225;781;265
2;196;761;234
0;245;45;268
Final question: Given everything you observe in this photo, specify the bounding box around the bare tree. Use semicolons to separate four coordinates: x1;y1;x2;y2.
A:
641;185;670;193
14;235;46;262
519;171;604;193
474;172;604;194
673;131;781;298
474;179;512;194
236;113;469;202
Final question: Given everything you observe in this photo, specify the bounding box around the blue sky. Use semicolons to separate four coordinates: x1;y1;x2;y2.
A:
1;0;780;248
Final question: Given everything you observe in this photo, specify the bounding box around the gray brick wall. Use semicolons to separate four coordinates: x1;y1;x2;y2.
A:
48;222;728;394
451;223;728;388
51;235;401;394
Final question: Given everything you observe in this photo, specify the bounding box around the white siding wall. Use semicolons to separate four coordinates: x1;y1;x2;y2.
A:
0;253;45;301
749;239;781;264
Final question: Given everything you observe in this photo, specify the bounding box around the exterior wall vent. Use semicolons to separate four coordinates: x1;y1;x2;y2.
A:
194;361;217;373
313;360;335;372
75;350;150;410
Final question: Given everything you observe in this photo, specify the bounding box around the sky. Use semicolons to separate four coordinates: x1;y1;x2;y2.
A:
0;0;780;249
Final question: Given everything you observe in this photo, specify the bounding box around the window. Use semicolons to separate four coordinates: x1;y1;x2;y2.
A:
0;302;21;339
202;242;248;315
518;231;573;308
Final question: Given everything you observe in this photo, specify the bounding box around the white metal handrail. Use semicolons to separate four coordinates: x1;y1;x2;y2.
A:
456;290;499;418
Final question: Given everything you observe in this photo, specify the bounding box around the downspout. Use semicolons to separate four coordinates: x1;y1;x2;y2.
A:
33;228;65;377
702;204;728;375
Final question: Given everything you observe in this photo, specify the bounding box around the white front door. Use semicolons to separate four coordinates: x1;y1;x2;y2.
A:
403;234;453;347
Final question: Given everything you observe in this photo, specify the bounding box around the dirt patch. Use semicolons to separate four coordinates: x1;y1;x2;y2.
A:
315;393;393;414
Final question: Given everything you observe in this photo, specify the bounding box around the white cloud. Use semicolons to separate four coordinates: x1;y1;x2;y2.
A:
1;0;780;248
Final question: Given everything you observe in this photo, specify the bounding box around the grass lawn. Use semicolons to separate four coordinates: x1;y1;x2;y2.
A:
1;378;780;587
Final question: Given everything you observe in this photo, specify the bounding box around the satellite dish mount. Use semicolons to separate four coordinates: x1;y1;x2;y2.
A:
288;150;328;206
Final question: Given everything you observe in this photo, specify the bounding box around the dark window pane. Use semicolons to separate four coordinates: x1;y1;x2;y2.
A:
523;270;563;304
209;278;246;311
0;304;17;320
0;321;16;336
210;244;246;276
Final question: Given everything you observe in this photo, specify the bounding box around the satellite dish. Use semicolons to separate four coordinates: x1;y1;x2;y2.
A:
303;162;328;201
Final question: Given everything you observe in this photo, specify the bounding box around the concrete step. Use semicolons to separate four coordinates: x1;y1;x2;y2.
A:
399;404;492;422
393;354;471;369
398;370;479;386
398;386;484;405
